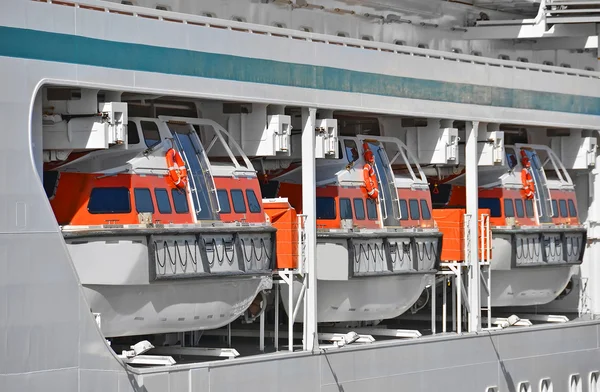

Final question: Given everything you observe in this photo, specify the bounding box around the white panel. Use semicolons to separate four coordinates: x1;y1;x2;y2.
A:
550;136;597;169
315;119;338;159
243;114;291;157
478;131;505;166
406;127;459;165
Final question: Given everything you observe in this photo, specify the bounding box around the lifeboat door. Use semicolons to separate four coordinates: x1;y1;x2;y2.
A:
523;149;553;224
168;123;220;220
366;141;401;226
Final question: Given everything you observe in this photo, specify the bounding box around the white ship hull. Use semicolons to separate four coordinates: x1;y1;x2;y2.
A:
82;277;271;337
65;228;274;337
280;274;433;323
2;0;600;391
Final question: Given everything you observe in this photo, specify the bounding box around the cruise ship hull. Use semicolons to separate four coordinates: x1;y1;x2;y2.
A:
2;0;600;391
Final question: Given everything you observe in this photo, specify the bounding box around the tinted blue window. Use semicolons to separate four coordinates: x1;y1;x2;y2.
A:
409;199;420;220
366;198;378;220
399;199;408;221
340;198;352;219
353;198;365;220
231;190;246;213
515;199;525;218
504;199;515;218
479;198;501;217
171;189;189;214
559;199;568;217
316;197;336;219
525;199;534;218
134;188;154;213
420;200;431;220
568;199;577;217
246;190;261;213
141;121;161;148
88;188;131;214
217;190;231;213
127;121;140;144
154;189;172;214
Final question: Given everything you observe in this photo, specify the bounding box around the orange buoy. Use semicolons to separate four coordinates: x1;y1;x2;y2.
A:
166;148;188;189
363;150;379;199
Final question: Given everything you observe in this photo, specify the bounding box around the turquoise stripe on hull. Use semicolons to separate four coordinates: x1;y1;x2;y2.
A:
1;26;599;115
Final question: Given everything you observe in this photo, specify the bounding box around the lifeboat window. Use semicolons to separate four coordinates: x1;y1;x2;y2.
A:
514;199;525;218
231;190;247;213
525;199;534;218
246;190;262;213
317;197;337;220
154;188;172;214
344;140;359;163
409;199;420;220
127;121;140;144
504;199;515;217
479;198;501;217
420;200;431;220
559;199;568;217
141;121;161;148
366;199;378;220
134;188;155;213
217;190;231;213
88;188;131;214
568;200;577;217
340;198;353;219
353;198;365;220
552;200;559;218
171;189;189;213
399;200;408;220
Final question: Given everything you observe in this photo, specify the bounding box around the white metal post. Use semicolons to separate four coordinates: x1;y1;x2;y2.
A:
457;266;462;334
466;121;481;332
452;273;456;332
301;107;318;351
288;274;294;352
274;284;279;351
431;279;436;334
259;303;265;352
442;276;447;333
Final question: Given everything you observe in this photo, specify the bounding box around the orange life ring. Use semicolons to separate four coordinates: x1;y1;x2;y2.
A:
363;162;379;200
521;168;535;200
166;148;188;189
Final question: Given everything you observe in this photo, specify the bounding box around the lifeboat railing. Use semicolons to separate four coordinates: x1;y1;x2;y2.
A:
159;116;254;172
172;131;204;217
34;0;600;80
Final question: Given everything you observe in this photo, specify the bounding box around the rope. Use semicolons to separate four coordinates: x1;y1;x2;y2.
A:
532;237;540;258
416;241;433;261
261;237;272;261
203;238;218;267
174;240;187;272
224;238;235;265
252;238;264;262
240;238;254;263
389;243;398;264
154;241;165;269
545;237;557;258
